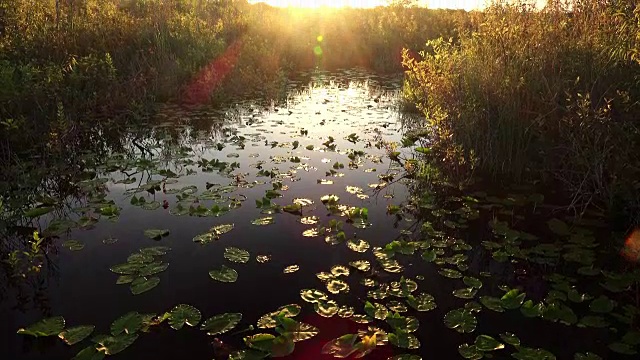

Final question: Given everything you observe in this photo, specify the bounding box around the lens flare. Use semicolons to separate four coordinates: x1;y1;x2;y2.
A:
621;228;640;262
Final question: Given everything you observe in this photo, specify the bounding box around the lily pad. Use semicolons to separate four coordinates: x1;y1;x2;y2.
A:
407;293;437;312
169;304;202;330
62;240;85;251
71;346;105;360
111;312;143;335
347;239;370;252
17;316;65;337
480;296;505;312
209;265;238;283
474;334;505;351
459;344;483;360
59;325;95;345
252;217;275;226
143;229;170;240
444;309;476;333
284;265;300;274
225;247;250;263
93;333;138;355
589;295;616;313
201;313;242;335
501;289;526;309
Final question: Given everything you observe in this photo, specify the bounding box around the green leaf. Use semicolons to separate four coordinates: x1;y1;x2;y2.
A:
458;344;483;359
444;309;476;333
388;330;420;349
252;216;275;226
439;268;462;278
17;316;65;337
130;276;160;295
520;300;544;317
406;293;437;312
143;229;170;240
321;334;359;358
209;265;238;282
62;240;85;251
93;333;138;355
421;249;437;262
224;247;250;263
24;206;54;218
71;346;105;360
589;295;616;313
59;325;95;345
608;342;637;355
110;312;143;335
229;349;269;360
512;347;556;360
277;320;319;342
139;246;171;256
201;313;242;335
499;332;520;347
463;276;483;289
474;334;505;351
480;296;505;312
169;304;202;330
500;289;526;309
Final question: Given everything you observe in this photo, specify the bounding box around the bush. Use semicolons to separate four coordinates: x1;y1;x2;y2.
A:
403;0;640;221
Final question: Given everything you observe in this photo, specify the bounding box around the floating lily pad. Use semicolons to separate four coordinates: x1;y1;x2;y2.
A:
315;300;339;317
474;334;504;351
500;332;520;347
111;312;143;335
225;247;250;263
589;295;616;313
388;330;420;349
256;255;271;263
574;352;602;360
209;265;238;283
501;289;526;309
300;289;328;303
349;260;370;271
139;246;171;256
444;309;476;333
439;268;463;279
143;229;170;240
62;240;85;251
59;325;95;345
453;288;478;299
169;304;202;330
17;316;65;337
93;333;139;355
252;217;275;226
212;223;235;235
480;296;505;312
407;293;437;312
284;265;299;274
201;313;242;335
458;344;483;359
347;239;370;252
71;346;105;360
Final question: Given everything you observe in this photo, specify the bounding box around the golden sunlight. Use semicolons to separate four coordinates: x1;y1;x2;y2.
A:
250;1;499;11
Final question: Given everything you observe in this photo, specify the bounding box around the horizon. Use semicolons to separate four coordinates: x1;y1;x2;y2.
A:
248;0;547;11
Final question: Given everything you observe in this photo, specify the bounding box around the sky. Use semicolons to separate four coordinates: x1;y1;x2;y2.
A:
249;0;500;11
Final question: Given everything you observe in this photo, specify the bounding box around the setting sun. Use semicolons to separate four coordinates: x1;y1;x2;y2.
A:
249;0;486;10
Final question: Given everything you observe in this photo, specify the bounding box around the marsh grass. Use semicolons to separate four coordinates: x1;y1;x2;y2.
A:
403;0;640;224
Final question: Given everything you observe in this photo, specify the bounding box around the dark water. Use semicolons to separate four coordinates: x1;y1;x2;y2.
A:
1;69;638;360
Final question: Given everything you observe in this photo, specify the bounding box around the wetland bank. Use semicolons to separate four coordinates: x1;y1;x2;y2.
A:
2;1;640;360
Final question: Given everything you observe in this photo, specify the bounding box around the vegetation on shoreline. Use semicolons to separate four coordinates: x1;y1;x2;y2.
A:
402;0;640;226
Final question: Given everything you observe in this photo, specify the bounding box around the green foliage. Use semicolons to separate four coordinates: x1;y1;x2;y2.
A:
403;0;640;222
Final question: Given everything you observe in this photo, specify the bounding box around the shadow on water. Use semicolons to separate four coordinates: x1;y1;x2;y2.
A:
1;68;639;360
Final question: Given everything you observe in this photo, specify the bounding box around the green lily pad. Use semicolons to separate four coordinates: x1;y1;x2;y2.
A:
252;217;275;226
453;288;478;299
25;206;55;218
439;268;463;279
211;223;235;235
388;330;420;349
138;261;169;276
444;309;476;333
500;332;520;347
62;240;85;251
169;304;202;330
315;300;339;317
511;347;556;360
139;246;171;256
144;229;170;240
201;313;242;335
475;334;505;351
463;276;483;289
110;312;143;335
300;289;328;303
71;346;105;360
389;355;422;360
225;247;250;263
520;300;544;317
421;249;437;262
59;325;95;345
406;293;437;312
480;296;505;312
130;277;160;295
93;333;138;355
228;349;269;360
209;265;238;283
458;343;483;359
501;289;526;309
589;295;616;313
349;260;370;271
17;316;65;337
608;342;638;355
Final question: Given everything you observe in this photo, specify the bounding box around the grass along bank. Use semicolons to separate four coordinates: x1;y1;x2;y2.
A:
402;0;640;227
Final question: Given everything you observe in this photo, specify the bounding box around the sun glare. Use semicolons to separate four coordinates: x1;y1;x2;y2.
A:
250;1;497;11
